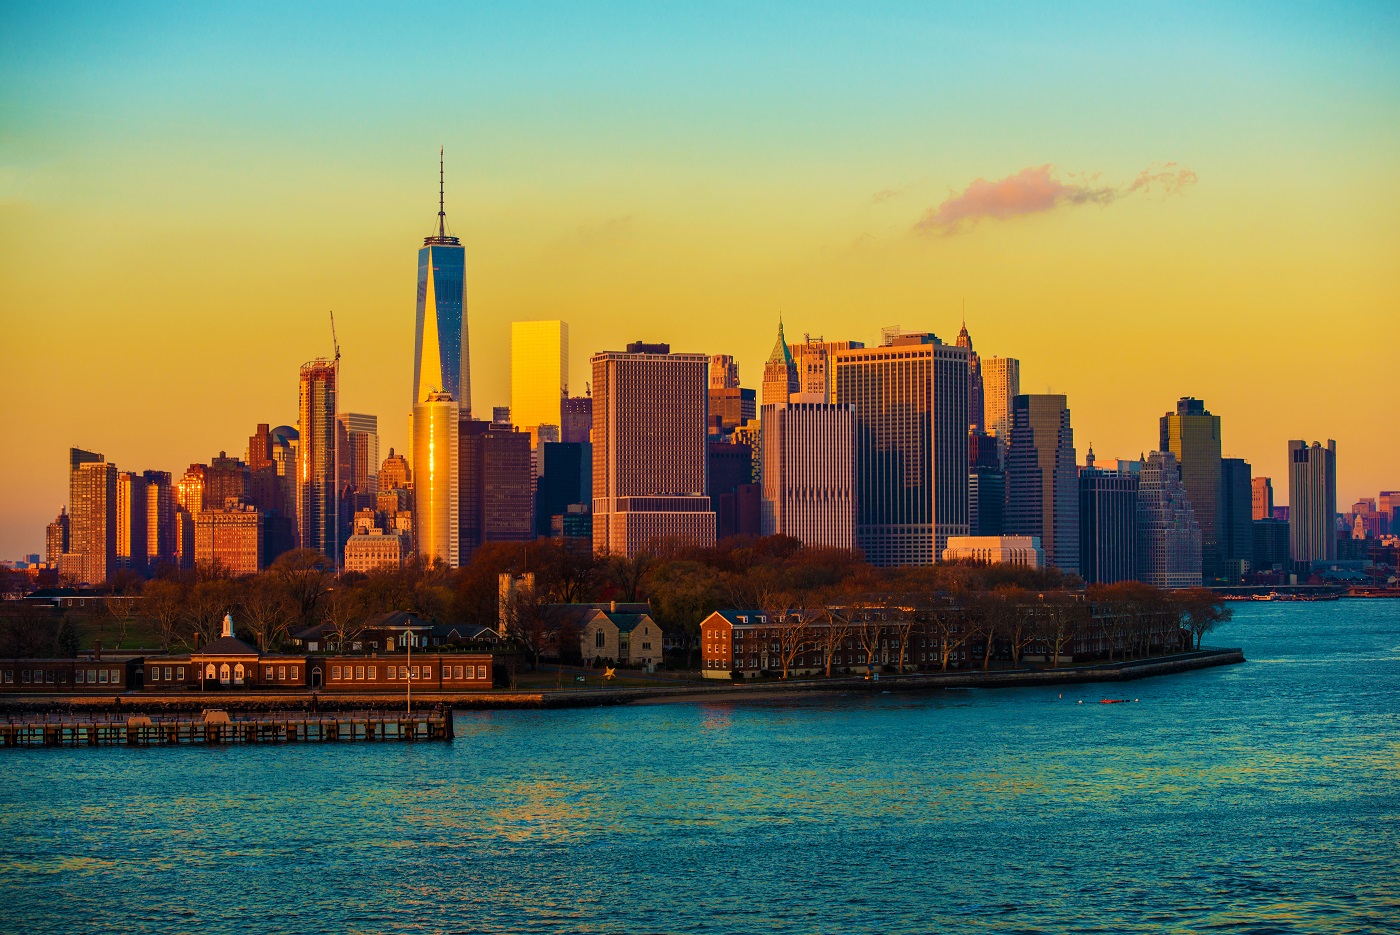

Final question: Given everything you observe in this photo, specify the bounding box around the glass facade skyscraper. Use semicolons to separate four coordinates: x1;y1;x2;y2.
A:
298;359;339;563
1005;394;1079;575
511;320;568;437
1160;397;1222;582
413;152;471;414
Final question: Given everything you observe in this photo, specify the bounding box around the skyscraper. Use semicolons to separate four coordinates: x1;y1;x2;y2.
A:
116;471;148;573
1251;476;1274;521
1160;397;1222;581
709;354;739;390
337;413;380;509
412;391;460;567
968;432;1005;537
592;343;716;556
955;319;984;434
831;334;969;566
1220;457;1254;582
1137;451;1202;588
535;441;592;538
380;448;411;492
511;320;569;440
760;399;855;550
459;419;534;551
297;359;339;563
1288;439;1337;568
413;149;471;415
68;453;117;585
1079;452;1139;585
981;356;1020;454
1005;394;1079;574
789;335;864;401
144;470;176;567
761;320;799;408
561;395;593;444
45;507;69;566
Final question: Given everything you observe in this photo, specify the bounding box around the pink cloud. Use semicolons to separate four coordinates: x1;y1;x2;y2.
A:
914;163;1196;235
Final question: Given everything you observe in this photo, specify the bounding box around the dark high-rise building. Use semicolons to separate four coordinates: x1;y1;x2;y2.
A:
1220;457;1254;582
562;395;593;444
968;431;1004;536
413;149;471;415
298;359;340;563
1006;394;1079;574
1252;519;1290;571
205;452;248;511
460;419;534;552
1288;439;1337;568
338;413;380;511
116;471;149;573
1160;397;1222;581
144;470;176;567
708;440;760;540
535;442;592;537
1079;451;1140;585
832;334;969;567
955;319;984;434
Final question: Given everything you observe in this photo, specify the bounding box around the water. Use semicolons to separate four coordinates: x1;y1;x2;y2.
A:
2;601;1398;934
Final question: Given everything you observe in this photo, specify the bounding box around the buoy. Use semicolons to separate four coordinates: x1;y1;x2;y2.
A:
1077;700;1083;704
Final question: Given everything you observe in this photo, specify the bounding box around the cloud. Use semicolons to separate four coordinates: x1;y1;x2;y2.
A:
914;163;1196;235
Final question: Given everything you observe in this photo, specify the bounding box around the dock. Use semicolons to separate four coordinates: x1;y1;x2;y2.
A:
0;708;454;747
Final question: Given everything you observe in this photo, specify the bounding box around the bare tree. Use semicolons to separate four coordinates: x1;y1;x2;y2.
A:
885;599;917;674
816;604;853;677
1002;590;1037;666
502;579;565;670
323;588;369;652
270;549;333;633
1037;595;1082;667
606;551;652;603
925;599;970;671
186;580;236;648
143;579;185;652
853;608;886;677
772;606;815;680
239;578;293;651
105;596;139;650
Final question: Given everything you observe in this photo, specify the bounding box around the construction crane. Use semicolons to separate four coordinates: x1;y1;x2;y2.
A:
329;309;341;362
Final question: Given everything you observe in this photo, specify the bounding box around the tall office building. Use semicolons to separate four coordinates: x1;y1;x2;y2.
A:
761;321;799;407
69;454;117;585
709;354;739;390
561;396;593;444
1288;439;1337;568
535;442;592;537
144;470;176;566
789;335;864;401
1160;397;1222;581
205;452;249;512
194;503;265;576
412;391;460;567
1220;457;1254;581
511;320;568;440
269;425;299;541
968;431;1004;536
1137;451;1202;588
46;508;69;566
459;419;534;551
760;399;856;550
1381;491;1400;535
177;464;205;514
1005;394;1079;574
1251;476;1274;521
709;386;757;434
115;471;149;573
592;343;716;556
708;439;760;540
298;359;340;563
1079;451;1140;585
413;150;471;415
955;320;984;434
981;356;1020;454
337;413;380;508
831;334;969;566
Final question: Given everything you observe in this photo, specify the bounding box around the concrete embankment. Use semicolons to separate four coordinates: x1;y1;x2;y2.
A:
0;649;1243;714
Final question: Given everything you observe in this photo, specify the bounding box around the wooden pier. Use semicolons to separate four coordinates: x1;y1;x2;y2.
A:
0;708;454;747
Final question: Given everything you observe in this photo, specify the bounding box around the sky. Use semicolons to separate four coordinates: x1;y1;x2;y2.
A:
1;1;1397;557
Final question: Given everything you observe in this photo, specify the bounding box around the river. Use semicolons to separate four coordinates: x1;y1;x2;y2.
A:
2;601;1397;933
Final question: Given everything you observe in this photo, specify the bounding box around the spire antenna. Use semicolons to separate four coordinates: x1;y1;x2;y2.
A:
438;146;446;238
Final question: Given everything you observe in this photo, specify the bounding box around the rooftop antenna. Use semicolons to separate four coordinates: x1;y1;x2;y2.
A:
437;146;446;239
961;298;966;328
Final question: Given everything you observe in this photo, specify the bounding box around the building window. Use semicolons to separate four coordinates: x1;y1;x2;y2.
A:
332;666;342;680
265;667;274;680
149;668;159;682
387;667;397;680
177;666;185;680
595;631;604;648
278;666;286;680
164;666;173;681
355;666;365;680
477;665;486;679
367;666;376;680
98;670;108;684
21;670;30;684
233;664;244;685
454;666;463;679
1;671;10;684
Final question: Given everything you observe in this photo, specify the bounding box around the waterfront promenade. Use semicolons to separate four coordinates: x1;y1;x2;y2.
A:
0;647;1242;714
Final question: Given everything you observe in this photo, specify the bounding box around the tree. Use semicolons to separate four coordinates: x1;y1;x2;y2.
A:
1037;593;1083;668
647;560;721;668
0;610;55;657
239;577;293;651
500;579;564;670
853;608;886;677
1177;588;1231;651
884;599;917;674
143;579;185;651
816;603;853;677
55;617;80;657
1000;589;1037;667
605;551;652;603
187;579;238;647
770;604;814;680
105;595;141;650
323;588;369;652
269;549;333;633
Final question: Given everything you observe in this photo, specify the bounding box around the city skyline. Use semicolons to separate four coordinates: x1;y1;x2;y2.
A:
2;4;1398;557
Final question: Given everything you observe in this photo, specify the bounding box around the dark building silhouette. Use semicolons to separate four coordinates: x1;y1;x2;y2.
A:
536;442;592;537
459;419;534;553
1220;457;1254;582
1079;451;1139;584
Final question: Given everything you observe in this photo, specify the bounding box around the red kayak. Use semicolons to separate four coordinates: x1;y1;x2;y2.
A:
1100;698;1131;704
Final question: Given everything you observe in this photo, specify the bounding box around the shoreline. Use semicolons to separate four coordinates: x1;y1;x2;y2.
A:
0;649;1244;714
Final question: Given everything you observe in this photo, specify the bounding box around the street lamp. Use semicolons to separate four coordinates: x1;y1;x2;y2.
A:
384;622;430;714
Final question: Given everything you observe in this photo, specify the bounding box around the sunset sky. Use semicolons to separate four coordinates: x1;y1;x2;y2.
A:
1;2;1396;556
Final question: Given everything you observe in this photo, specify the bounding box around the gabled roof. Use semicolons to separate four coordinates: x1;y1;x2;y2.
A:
585;610;655;633
195;636;260;656
706;609;780;626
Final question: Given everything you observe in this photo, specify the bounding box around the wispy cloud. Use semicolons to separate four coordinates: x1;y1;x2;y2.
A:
914;163;1197;235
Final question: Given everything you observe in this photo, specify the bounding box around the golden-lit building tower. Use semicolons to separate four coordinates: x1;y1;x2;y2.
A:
955;319;984;434
144;470;176;566
761;320;799;408
116;471;149;573
788;335;864;402
177;465;205;514
298;359;340;563
760;398;855;549
1160;397;1222;581
511;320;568;443
412;391;460;567
982;356;1020;452
69;454;117;585
591;342;716;556
1251;476;1274;521
46;508;69;566
380;448;411;491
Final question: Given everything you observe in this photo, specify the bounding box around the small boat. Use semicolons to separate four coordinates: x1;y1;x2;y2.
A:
1099;698;1131;704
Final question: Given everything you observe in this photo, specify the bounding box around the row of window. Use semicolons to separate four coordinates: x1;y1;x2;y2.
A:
148;666;187;682
329;664;487;681
1;668;122;685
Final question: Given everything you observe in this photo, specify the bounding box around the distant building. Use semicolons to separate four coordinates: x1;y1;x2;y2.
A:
144;471;176;567
115;471;148;573
1288;439;1337;567
460;419;534;551
344;529;411;574
941;535;1044;569
1252;519;1290;571
1079;452;1140;584
981;356;1020;458
511;320;569;442
297;359;340;563
579;609;664;667
535;442;592;537
68;453;116;585
1137;451;1202;589
412;391;460;568
968;432;1005;537
832;334;969;567
379;448;411;491
492;406;511;424
759;399;855;550
1220;457;1254;582
1006;394;1078;575
337;413;380;509
561;395;593;445
1251;476;1274;521
194;503;265;576
709;354;739;390
45;508;69;566
414;159;471;414
761;320;800;408
708;386;756;434
789;335;864;402
954;320;984;434
708;440;760;540
591;343;716;556
1161;397;1222;581
551;504;593;543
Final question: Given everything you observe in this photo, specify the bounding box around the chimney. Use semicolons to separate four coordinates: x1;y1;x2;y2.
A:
223;614;235;639
610;601;616;613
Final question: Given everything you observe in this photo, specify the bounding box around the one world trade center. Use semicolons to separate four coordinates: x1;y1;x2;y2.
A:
413;148;470;415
